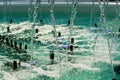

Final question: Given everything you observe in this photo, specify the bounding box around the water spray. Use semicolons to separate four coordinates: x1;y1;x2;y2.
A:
49;0;61;79
67;0;78;54
30;0;40;72
98;0;116;79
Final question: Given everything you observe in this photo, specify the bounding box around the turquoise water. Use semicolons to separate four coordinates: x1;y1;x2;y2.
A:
0;4;120;80
0;4;117;25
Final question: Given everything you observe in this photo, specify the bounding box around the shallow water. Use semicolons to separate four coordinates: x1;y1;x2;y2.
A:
0;4;120;80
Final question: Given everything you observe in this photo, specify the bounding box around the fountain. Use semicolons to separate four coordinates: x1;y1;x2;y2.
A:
30;0;40;71
49;0;61;79
68;0;78;42
28;0;33;22
89;0;95;27
98;0;116;79
67;0;78;61
3;0;7;23
115;0;120;20
0;0;120;80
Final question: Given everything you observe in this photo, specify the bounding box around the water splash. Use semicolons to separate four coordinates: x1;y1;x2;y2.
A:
98;0;116;79
30;0;40;73
66;0;78;62
49;0;61;79
68;0;78;42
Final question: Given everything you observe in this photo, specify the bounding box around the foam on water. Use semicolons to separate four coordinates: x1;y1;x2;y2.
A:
0;21;120;80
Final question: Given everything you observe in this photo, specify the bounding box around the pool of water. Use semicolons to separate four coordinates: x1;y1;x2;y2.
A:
0;4;120;80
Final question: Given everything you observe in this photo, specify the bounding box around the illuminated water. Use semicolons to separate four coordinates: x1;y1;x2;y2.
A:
0;4;120;80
